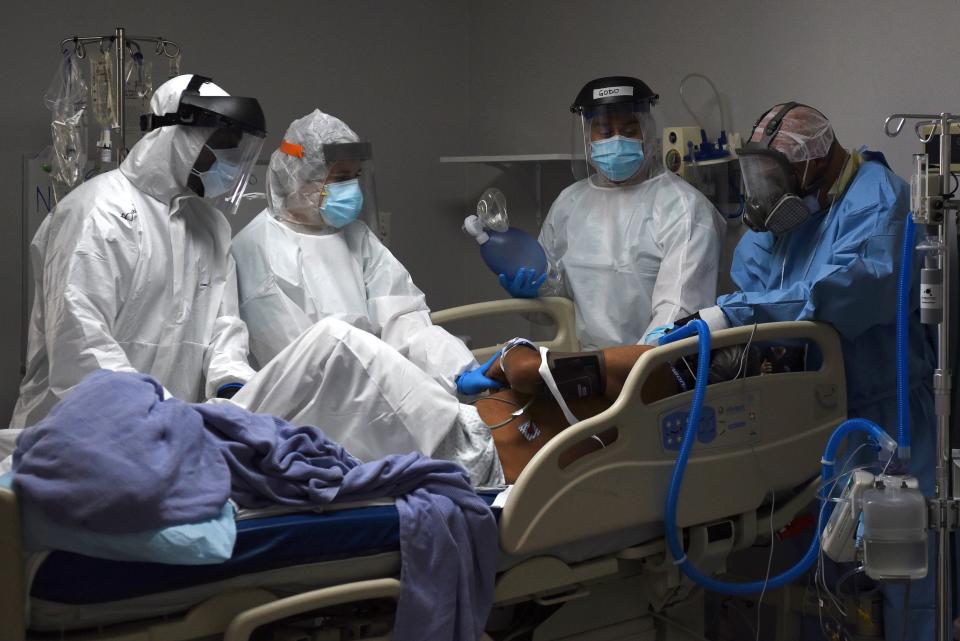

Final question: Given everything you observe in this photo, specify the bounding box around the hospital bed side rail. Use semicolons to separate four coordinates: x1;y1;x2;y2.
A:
430;296;580;359
499;320;847;557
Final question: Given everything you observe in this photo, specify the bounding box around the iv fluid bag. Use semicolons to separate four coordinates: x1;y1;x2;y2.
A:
90;49;116;129
44;52;89;188
479;227;548;282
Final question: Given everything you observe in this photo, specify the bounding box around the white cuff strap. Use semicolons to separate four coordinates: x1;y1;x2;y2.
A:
699;305;729;333
538;346;580;427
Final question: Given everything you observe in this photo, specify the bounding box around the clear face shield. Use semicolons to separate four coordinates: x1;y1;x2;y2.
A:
189;127;264;216
273;141;378;233
571;103;658;186
737;148;811;235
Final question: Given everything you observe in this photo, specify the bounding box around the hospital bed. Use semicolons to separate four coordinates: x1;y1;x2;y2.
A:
0;298;846;641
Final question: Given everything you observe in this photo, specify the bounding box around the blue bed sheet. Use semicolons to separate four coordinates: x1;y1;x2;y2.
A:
32;492;501;605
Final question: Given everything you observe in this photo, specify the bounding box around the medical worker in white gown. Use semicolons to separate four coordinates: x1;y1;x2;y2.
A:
11;76;502;486
499;76;724;350
230;109;488;397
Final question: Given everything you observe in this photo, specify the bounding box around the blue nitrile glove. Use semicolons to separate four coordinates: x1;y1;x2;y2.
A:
643;324;676;345
498;267;547;299
456;351;505;396
216;382;244;399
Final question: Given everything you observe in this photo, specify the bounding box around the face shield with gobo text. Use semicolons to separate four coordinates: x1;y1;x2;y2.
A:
569;77;662;187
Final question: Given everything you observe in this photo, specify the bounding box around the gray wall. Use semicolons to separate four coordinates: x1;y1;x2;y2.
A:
4;0;960;422
461;0;960;336
0;0;474;422
466;0;960;179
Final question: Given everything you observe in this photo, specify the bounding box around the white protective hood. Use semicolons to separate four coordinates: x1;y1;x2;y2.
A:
119;74;224;204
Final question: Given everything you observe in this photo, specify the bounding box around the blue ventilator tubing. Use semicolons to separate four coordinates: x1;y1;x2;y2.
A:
478;227;548;282
896;217;916;462
658;320;898;595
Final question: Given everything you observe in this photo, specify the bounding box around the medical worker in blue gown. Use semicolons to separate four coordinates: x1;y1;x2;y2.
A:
664;102;937;640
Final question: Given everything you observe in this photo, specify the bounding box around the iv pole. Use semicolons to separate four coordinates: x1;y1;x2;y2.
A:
885;112;960;641
59;27;181;162
22;28;181;383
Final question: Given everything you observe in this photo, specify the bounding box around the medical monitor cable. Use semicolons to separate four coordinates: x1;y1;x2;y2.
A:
755;487;776;641
815;444;873;627
473;395;536;430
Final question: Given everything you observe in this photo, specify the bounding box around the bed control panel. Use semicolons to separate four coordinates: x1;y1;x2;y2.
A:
659;393;759;453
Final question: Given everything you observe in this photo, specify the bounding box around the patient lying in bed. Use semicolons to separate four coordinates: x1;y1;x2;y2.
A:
472;343;662;483
478;340;806;483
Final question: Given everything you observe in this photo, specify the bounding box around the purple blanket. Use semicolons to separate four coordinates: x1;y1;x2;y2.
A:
13;371;230;533
196;400;499;639
14;371;498;641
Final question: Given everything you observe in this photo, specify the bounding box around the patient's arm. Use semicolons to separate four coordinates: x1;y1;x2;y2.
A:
476;344;681;483
494;344;679;402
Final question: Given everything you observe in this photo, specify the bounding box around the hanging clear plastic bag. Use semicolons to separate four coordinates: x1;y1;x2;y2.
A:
90;46;116;129
44;50;87;118
126;48;153;98
168;51;181;79
43;51;88;188
50;111;87;186
124;46;154;146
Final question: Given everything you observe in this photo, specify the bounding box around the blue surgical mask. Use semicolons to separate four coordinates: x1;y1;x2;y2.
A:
320;178;364;228
590;135;644;182
192;156;242;199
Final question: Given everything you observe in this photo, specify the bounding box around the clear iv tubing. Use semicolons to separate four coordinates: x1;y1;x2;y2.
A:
659;320;897;595
896;216;915;461
680;73;726;136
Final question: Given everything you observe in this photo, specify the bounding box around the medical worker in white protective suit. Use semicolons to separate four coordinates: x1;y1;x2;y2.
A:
11;75;502;486
499;76;724;350
231;109;488;396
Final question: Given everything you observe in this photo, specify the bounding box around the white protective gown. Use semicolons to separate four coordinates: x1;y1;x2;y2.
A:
540;170;724;349
12;80;255;427
231;211;477;395
10;79;500;485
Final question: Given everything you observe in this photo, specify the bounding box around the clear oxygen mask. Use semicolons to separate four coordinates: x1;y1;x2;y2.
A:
462;188;547;282
475;187;510;232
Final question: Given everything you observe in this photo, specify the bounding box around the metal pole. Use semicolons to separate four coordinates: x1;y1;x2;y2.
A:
534;161;543;228
936;113;954;641
114;27;126;162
